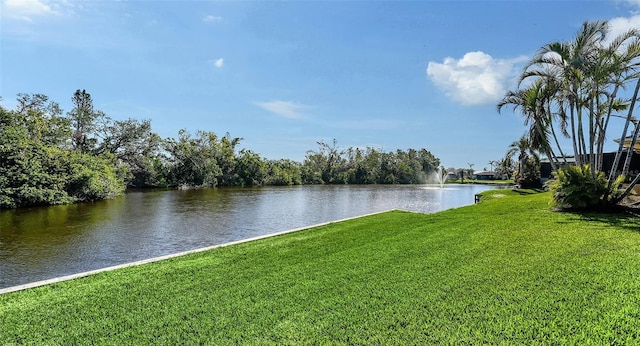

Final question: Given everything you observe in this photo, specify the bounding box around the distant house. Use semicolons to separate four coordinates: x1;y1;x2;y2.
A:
540;151;640;181
540;156;577;182
540;137;640;182
473;171;496;180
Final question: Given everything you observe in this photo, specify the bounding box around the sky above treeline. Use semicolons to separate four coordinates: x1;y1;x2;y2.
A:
2;0;640;170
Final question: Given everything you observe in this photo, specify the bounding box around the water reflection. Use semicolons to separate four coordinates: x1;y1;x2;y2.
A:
0;184;499;288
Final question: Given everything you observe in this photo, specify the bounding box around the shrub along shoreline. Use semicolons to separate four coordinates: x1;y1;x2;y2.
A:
2;190;640;344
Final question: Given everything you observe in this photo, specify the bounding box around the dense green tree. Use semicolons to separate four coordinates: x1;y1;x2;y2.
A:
14;93;70;146
68;89;106;153
216;133;243;186
302;140;440;185
0;106;71;208
302;139;347;184
377;151;398;184
95;118;164;187
233;149;267;187
345;147;385;184
163;130;222;188
64;151;126;201
394;149;423;184
2;91;445;208
415;148;441;181
265;159;303;186
0;100;125;208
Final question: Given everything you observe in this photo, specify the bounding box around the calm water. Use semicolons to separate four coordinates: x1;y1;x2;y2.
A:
0;184;498;289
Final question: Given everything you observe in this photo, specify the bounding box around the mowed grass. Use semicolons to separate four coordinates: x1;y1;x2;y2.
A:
2;190;640;344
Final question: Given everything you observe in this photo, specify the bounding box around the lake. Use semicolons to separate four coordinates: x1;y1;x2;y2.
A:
0;184;500;289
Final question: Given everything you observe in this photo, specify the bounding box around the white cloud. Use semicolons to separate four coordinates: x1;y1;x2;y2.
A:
426;51;527;106
203;15;222;23
4;0;52;14
255;101;310;119
208;58;224;68
608;14;640;40
2;0;55;22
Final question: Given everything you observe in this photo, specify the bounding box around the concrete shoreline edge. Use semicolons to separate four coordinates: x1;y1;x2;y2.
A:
0;209;399;295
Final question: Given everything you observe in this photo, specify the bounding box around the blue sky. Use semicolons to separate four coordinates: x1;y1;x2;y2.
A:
2;0;640;170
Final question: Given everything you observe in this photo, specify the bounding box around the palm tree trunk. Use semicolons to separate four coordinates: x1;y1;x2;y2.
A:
551;125;568;164
545;146;558;172
601;84;620;173
570;102;580;166
608;85;636;183
589;93;596;177
595;115;606;171
549;103;568;166
620;78;640;177
613;169;640;205
610;86;640;204
577;102;588;166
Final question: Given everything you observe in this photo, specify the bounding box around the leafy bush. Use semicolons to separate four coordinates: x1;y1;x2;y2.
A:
515;157;541;188
516;176;542;189
265;159;302;186
548;164;621;210
65;152;126;201
0;132;75;208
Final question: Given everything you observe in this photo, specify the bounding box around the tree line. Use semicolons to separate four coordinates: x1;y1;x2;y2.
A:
0;91;441;209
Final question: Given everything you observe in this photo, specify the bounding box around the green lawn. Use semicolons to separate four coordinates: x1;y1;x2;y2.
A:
2;190;640;344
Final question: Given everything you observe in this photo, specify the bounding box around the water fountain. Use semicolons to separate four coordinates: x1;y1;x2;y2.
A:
435;166;447;188
427;166;448;188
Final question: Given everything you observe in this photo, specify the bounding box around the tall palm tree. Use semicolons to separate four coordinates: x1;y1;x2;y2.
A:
488;160;496;172
520;21;609;168
495;155;515;180
506;135;539;178
498;79;563;172
521;22;640;169
604;37;640;182
612;78;640;203
504;20;640;205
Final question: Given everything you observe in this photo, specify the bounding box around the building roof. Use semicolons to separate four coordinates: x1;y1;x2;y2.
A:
540;156;577;164
614;137;640;153
474;171;496;176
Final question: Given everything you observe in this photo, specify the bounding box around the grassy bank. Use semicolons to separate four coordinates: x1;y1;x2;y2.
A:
2;190;640;344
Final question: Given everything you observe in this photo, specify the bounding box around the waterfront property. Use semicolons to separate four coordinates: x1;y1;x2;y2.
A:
540;151;640;182
2;190;640;344
472;171;496;180
0;184;496;289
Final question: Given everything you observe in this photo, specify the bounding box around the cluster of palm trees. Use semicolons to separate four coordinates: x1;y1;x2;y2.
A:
498;20;640;205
